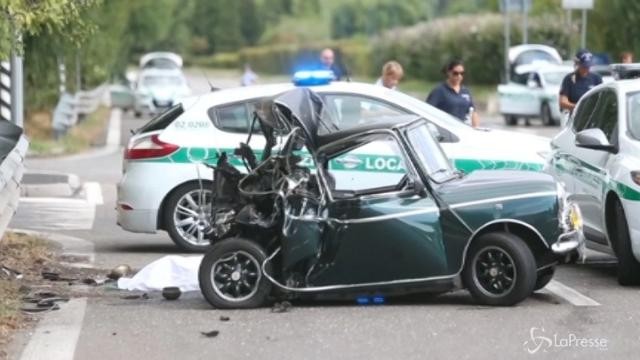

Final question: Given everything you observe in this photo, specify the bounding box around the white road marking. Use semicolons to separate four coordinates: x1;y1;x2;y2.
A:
14;198;95;230
106;107;121;148
83;182;104;205
19;298;87;360
542;280;601;306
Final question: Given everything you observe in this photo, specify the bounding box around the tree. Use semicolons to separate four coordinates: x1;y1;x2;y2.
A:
239;0;263;46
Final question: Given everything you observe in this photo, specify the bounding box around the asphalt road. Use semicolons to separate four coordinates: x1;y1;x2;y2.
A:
9;76;640;360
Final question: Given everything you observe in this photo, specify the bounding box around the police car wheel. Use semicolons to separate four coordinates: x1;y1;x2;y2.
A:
164;182;215;252
541;103;556;126
504;115;518;126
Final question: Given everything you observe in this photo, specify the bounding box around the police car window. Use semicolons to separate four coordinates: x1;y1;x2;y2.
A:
572;93;600;132
327;135;408;196
589;90;618;141
628;92;640;140
322;94;407;131
209;101;263;133
512;72;529;85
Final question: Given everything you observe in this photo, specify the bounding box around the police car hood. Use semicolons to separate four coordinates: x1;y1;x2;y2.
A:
477;128;551;155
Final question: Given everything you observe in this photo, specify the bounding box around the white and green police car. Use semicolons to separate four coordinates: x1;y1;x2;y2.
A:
118;76;551;251
547;79;640;285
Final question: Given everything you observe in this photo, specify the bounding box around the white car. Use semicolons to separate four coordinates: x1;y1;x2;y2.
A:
546;79;640;285
133;68;191;117
498;63;573;126
118;80;550;251
139;52;183;69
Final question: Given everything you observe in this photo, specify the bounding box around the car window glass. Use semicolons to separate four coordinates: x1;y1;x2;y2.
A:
627;92;640;140
209;101;264;133
327;136;408;194
572;93;599;132
512;72;529;85
590;90;618;141
321;94;408;131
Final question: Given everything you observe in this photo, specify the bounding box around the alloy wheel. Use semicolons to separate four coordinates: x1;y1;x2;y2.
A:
172;189;213;246
472;246;517;297
210;251;261;302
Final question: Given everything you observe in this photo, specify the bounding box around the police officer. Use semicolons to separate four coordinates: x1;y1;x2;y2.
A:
559;49;602;112
426;59;479;127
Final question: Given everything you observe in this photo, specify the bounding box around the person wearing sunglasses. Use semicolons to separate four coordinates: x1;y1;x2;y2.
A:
426;59;479;127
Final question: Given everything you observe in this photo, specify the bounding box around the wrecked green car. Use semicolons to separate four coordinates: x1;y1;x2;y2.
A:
198;88;584;308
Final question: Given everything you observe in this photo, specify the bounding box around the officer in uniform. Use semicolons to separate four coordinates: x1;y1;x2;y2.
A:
426;59;479;127
559;49;603;112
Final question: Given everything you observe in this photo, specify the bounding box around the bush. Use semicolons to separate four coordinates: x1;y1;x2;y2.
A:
193;40;373;77
372;14;570;84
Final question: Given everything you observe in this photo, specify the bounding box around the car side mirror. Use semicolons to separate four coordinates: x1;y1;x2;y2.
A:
414;181;429;197
427;123;444;142
575;128;616;152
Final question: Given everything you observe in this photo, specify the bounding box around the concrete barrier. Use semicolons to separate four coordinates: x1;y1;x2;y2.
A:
0;119;28;239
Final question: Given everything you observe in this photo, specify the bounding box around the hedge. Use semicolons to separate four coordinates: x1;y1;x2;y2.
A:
190;39;373;77
372;13;570;84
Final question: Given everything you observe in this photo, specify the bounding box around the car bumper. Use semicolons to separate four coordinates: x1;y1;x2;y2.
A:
551;228;585;255
116;207;158;233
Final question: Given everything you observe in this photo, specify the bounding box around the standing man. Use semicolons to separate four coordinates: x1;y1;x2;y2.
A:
559;49;603;112
621;51;634;64
320;48;343;80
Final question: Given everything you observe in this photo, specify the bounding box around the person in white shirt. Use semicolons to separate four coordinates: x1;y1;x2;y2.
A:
375;61;404;90
241;64;258;86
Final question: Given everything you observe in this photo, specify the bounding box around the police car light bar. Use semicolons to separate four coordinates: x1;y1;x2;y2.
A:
292;70;334;86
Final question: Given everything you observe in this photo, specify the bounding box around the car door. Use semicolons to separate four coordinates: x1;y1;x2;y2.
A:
306;132;447;287
568;89;619;243
498;72;539;116
550;91;600;194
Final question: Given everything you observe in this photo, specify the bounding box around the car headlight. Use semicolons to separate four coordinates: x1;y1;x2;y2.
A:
567;203;583;230
556;182;582;232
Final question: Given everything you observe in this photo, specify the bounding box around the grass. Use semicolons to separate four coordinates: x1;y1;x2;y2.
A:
0;232;54;357
26;106;111;157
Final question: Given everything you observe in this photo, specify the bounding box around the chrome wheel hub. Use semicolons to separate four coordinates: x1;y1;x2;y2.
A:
173;189;213;246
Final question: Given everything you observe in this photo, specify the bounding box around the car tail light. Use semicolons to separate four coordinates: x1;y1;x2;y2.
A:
125;134;178;160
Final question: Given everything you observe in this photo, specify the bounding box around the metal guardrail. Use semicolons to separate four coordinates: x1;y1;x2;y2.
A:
0;120;28;238
52;85;107;139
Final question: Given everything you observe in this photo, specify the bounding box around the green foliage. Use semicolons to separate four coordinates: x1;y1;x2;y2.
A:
588;0;640;61
372;14;569;84
330;1;426;39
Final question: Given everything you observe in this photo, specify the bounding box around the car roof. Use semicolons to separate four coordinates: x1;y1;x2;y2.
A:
514;63;572;74
181;81;403;108
508;44;562;63
139;68;185;78
316;115;420;148
608;79;640;93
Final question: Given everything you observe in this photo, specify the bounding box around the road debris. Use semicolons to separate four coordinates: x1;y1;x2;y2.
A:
121;293;150;300
162;286;181;300
219;316;230;322
201;330;220;338
271;301;292;313
108;264;132;280
1;265;23;280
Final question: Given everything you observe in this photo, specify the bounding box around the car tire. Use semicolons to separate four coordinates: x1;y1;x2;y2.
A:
199;237;272;309
612;201;640;286
504;115;518;126
463;232;537;306
163;182;214;252
541;102;556;126
534;266;555;291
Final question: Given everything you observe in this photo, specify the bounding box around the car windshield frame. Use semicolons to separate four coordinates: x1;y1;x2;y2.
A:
626;90;640;140
400;119;457;183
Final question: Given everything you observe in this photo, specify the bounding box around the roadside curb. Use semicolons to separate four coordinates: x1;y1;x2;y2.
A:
20;171;81;198
7;229;95;360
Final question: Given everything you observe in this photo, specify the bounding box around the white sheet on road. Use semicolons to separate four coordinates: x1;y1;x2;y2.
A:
117;255;203;292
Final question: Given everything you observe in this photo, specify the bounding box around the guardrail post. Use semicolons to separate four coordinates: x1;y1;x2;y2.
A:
0;61;10;123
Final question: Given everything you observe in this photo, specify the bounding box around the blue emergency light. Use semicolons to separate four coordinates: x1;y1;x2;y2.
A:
292;70;334;86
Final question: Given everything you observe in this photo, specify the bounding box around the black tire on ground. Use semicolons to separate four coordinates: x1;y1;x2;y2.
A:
463;232;537;306
163;182;214;252
199;237;272;309
534;266;555;291
541;102;556;126
504;115;518;126
612;201;640;286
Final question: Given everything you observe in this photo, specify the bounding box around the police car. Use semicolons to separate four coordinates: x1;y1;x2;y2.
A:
498;63;573;126
118;71;552;251
547;79;640;285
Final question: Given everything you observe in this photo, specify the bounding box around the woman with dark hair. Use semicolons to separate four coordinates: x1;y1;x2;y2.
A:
426;59;479;127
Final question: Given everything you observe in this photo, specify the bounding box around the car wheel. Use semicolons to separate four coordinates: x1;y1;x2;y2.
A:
163;182;214;252
504;115;518;126
612;201;640;285
463;232;537;306
534;266;555;291
541;102;556;126
199;237;272;309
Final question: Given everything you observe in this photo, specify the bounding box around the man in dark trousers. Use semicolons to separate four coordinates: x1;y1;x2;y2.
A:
559;49;603;112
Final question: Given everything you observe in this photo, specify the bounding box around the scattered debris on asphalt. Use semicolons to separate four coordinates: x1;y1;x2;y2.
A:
162;286;181;300
1;265;23;280
120;293;150;300
201;330;220;338
41;271;78;282
271;301;292;313
219;316;230;322
108;264;132;280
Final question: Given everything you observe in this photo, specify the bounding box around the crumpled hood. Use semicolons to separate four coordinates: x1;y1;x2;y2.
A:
435;170;557;207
